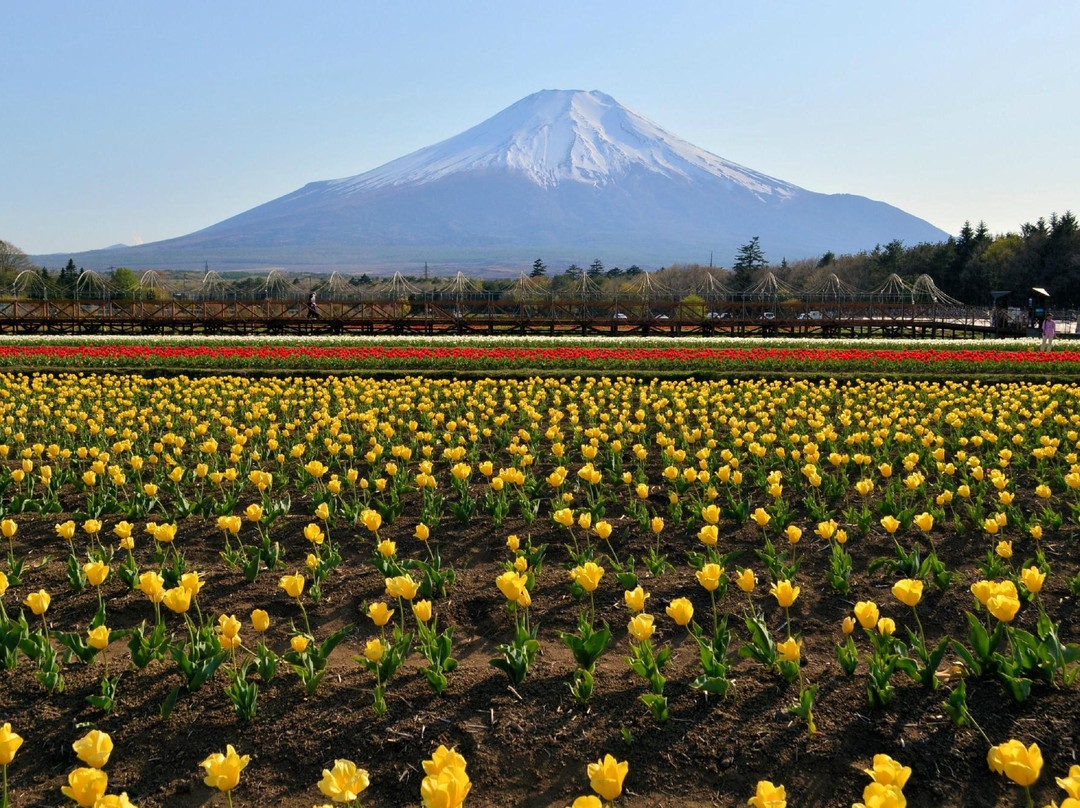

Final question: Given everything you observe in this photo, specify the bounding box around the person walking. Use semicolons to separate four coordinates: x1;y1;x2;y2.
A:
307;292;319;319
1041;311;1055;352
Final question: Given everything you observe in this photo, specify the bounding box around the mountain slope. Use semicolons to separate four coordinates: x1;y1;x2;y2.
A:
35;89;948;272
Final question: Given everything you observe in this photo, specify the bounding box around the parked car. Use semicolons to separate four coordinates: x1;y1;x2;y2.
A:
797;311;823;320
760;311;776;321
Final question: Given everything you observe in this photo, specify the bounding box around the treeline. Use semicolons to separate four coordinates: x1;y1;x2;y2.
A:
4;210;1079;304
704;212;1079;305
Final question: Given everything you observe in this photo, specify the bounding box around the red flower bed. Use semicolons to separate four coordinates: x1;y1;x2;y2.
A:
0;343;1077;368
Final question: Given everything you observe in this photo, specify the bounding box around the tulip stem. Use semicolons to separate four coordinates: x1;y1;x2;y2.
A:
225;789;234;808
296;598;312;638
911;606;926;651
2;762;7;808
709;590;717;638
1024;786;1033;808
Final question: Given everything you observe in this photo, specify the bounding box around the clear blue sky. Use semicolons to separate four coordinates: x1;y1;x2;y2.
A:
3;1;1078;255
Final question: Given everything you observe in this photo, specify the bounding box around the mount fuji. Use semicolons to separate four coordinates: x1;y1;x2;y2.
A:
41;89;948;272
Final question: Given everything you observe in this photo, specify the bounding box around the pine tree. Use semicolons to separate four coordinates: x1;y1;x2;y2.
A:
732;237;767;288
530;258;546;277
588;259;604;277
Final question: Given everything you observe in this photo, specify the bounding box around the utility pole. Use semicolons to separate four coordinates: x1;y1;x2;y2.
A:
424;262;429;280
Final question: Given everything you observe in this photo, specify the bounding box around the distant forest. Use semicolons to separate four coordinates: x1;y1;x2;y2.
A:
2;211;1078;305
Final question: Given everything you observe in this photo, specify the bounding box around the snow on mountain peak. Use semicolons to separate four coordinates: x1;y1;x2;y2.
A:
327;89;798;198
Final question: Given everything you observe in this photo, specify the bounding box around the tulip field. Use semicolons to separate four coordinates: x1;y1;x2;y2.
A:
0;351;1079;807
0;335;1077;378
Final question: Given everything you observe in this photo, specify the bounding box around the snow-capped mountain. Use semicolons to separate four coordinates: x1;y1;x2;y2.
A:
326;90;796;197
40;90;948;272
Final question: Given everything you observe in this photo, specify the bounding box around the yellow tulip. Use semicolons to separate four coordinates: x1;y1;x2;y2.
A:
697;524;718;546
776;637;801;663
414;523;430;541
0;520;15;539
420;763;471;808
995;540;1012;559
913;512;934;533
696;563;724;592
770;580;800;608
852;782;905;808
180;571;204;597
877;617;896;636
73;729;113;768
361;509;382;533
1021;566;1045;595
290;634;310;653
842;616;856;635
92;793;138;808
217;614;242;641
891;579;923;607
784;525;802;545
879;515;900;534
988;593;1021;623
318;758;370;803
570;562;604;593
83;560;110;587
412;599;433;623
55;520;76;540
423;745;468;776
587;754;628;802
244;503;264;522
594;520;612;540
377;539;397;558
138;571;165;603
0;723;23;765
752;508;771;527
279;573;305;599
304;523;325;545
748;780;786;808
665;597;694;626
386;574;420;601
201;744;250;793
854;601;880;630
568;797;603;808
701;504;720;524
363;638;386;662
162;586;191;614
987;739;1042;787
87;625;110;651
864;753;911;789
553;508;574;528
367;601;394;627
624;586;650;613
62;767;108;807
736;568;756;593
627;612;655;642
251;609;270;632
23;589;50;615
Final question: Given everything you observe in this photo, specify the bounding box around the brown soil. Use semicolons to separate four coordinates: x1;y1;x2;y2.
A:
1;491;1077;808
